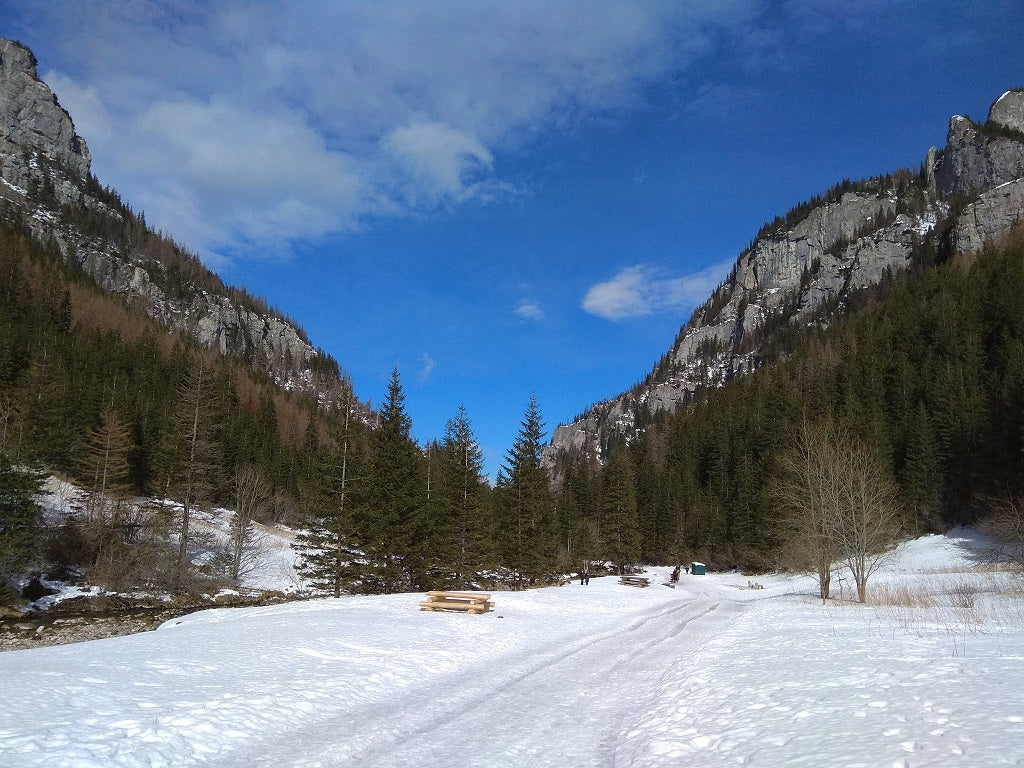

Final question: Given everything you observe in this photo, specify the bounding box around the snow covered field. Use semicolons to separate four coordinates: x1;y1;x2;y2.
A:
2;529;1023;767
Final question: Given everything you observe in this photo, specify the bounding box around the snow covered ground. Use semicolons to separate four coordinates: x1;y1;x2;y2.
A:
2;529;1022;767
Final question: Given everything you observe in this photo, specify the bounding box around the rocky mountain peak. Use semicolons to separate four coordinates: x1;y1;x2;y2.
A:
545;88;1024;478
0;38;91;182
988;89;1024;133
0;38;360;413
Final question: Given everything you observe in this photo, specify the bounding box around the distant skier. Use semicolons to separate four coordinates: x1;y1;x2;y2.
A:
670;565;680;583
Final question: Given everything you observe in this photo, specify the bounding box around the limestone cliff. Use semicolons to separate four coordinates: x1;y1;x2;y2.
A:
0;39;90;186
547;89;1024;475
0;37;351;405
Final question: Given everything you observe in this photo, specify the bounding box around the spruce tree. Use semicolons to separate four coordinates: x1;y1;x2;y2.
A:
495;393;558;587
557;450;599;567
362;368;422;593
0;458;41;604
294;399;364;596
435;405;493;588
599;451;641;573
899;400;942;532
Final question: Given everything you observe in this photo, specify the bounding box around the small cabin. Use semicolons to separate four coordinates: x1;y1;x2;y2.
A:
690;562;706;575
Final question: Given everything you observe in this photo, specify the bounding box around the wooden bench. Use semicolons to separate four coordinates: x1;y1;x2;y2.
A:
618;575;650;588
420;591;493;614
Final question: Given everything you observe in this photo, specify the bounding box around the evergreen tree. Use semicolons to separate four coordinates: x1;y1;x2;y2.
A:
495;393;558;587
0;458;41;604
434;405;493;588
599;451;641;572
557;450;599;568
898;400;942;532
361;369;422;592
294;399;364;596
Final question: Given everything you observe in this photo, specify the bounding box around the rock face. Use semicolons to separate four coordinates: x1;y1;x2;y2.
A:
950;178;1024;254
70;244;322;383
934;115;1024;198
0;39;90;181
0;37;345;401
0;38;93;212
988;89;1024;132
547;89;1024;475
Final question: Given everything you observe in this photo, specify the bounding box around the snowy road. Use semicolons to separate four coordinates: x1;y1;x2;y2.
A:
263;597;741;768
3;531;1023;767
2;573;725;767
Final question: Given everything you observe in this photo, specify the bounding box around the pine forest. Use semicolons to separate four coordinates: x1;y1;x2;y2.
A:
3;175;1024;603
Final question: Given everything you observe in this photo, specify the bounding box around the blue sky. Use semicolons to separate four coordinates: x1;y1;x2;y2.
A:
5;1;1023;478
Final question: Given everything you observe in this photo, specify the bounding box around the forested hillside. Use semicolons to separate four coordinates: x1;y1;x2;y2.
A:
0;212;335;597
0;200;567;600
2;36;1022;605
5;210;1023;604
555;225;1024;571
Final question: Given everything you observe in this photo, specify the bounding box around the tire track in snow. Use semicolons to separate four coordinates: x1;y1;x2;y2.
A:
244;596;745;768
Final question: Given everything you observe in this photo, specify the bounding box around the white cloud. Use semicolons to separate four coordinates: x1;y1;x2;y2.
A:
21;1;761;262
124;99;364;256
514;300;546;321
582;265;652;320
583;261;731;321
383;121;493;206
418;353;436;384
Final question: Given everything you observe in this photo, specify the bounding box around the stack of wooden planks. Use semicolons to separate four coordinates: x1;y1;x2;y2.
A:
419;591;494;614
618;575;650;588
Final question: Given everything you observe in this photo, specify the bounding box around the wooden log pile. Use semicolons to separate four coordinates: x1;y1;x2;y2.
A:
419;591;493;614
618;575;650;588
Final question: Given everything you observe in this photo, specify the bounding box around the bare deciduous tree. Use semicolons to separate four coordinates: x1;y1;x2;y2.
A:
980;492;1024;568
833;435;903;603
229;464;272;582
773;421;841;602
774;420;903;603
165;358;218;570
79;406;134;524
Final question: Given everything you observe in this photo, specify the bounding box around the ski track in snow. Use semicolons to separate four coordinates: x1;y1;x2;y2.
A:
1;529;1023;767
271;599;737;768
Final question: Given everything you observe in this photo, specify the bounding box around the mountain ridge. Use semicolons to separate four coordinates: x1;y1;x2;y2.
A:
545;89;1024;477
0;37;365;416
